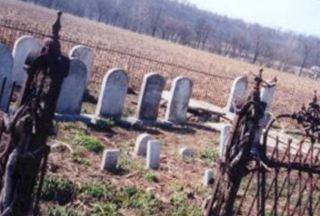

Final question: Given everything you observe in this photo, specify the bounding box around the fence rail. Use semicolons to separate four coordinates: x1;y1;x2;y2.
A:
0;18;236;106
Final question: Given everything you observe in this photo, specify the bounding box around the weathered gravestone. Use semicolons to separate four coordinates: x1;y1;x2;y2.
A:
96;69;128;119
225;76;248;113
146;140;161;170
165;76;193;124
219;124;231;158
134;133;154;157
56;59;87;115
101;149;120;172
137;73;165;121
69;45;95;85
12;35;41;86
0;43;13;111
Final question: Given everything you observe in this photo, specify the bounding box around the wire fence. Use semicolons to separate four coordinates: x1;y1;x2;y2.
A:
0;18;237;106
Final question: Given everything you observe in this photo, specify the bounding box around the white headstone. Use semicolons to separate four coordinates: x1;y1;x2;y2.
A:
101;149;120;171
96;68;128;119
260;80;276;111
56;59;87;115
137;73;165;121
203;169;214;186
146;140;161;170
0;43;13;111
179;147;194;159
225;76;248;113
219;124;231;158
69;45;95;85
134;133;153;157
12;35;41;86
165;76;193;124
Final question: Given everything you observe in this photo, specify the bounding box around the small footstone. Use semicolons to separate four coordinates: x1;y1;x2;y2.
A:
101;149;120;172
179;147;194;160
146;140;161;170
134;133;153;157
203;169;214;186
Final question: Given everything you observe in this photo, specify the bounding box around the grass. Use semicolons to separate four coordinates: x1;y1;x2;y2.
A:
48;206;81;216
93;203;122;216
200;147;219;164
41;176;77;205
75;135;104;153
145;172;159;183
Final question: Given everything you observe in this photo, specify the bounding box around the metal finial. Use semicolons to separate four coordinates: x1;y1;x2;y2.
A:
52;11;62;40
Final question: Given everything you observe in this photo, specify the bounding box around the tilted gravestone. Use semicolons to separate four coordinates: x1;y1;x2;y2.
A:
225;76;248;113
137;73;165;121
165;76;193;124
12;36;41;86
146;140;161;170
134;133;154;157
0;43;13;111
96;69;128;119
69;45;95;85
56;59;87;115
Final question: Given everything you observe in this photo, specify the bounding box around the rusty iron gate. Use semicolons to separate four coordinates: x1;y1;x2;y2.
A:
205;71;320;216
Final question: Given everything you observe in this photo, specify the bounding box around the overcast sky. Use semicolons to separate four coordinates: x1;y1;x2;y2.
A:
188;0;320;36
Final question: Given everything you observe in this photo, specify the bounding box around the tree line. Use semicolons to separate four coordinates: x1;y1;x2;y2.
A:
21;0;320;75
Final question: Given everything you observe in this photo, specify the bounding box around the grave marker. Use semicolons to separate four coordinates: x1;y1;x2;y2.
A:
165;76;193;124
146;140;161;170
225;76;248;113
69;45;94;85
101;149;120;171
219;124;231;158
203;169;214;186
0;43;13;111
56;59;87;114
137;73;165;121
96;69;128;119
12;36;41;86
134;133;153;157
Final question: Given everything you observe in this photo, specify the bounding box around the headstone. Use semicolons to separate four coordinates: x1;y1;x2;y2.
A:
0;43;13;111
12;36;41;86
134;133;153;157
203;169;214;186
225;76;248;113
146;140;161;170
137;73;165;121
165;76;193;124
56;59;87;115
179;147;194;159
96;69;128;119
101;149;120;171
0;43;13;77
69;45;95;85
260;80;276;111
219;124;231;158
